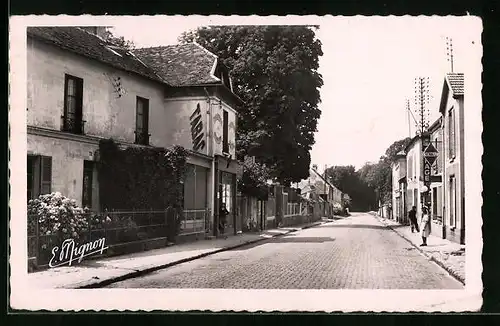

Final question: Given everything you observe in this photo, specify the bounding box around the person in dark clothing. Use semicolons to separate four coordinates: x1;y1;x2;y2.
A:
219;202;230;239
408;206;420;233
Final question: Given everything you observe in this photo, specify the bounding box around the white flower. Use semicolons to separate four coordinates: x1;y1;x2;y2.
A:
46;230;51;235
62;228;67;233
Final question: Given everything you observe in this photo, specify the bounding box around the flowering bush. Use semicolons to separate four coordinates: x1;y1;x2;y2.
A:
27;192;98;244
332;203;343;216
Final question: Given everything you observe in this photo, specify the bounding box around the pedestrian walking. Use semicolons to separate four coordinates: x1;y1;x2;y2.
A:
420;206;431;246
408;206;419;233
219;202;230;239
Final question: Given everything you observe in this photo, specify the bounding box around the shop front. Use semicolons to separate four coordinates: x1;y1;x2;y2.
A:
214;155;239;236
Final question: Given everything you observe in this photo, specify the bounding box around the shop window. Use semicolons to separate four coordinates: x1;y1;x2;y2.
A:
183;164;208;210
219;172;234;214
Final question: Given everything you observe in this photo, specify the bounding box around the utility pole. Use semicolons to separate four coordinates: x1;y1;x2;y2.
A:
323;164;327;217
413;76;431;135
405;98;419;138
446;36;454;73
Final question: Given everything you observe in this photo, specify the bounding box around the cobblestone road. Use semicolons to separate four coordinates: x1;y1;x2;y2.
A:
106;213;463;289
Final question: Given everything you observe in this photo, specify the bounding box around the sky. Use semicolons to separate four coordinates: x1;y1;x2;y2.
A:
110;16;481;171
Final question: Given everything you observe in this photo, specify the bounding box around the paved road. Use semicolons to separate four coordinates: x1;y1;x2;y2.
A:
106;212;463;289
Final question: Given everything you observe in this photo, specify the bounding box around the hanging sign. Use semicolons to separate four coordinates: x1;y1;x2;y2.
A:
424;142;438;166
423;160;432;186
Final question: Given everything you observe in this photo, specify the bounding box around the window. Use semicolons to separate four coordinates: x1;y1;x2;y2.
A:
449;175;457;227
432;188;438;216
27;155;52;201
135;97;150;145
223;110;229;153
82;161;94;209
62;74;84;134
408;155;413;179
448;108;456;159
433;138;442;174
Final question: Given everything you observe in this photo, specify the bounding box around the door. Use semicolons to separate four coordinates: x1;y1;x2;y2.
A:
218;171;236;235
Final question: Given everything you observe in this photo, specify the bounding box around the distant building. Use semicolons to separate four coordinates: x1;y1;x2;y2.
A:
391;151;407;224
404;135;423;219
428;117;444;238
298;164;343;218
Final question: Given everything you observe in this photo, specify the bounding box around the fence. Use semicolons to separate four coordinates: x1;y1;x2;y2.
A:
180;209;209;235
28;207;207;270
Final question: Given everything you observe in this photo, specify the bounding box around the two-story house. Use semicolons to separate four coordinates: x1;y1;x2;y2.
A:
27;26;242;238
439;73;465;244
27;26;167;211
428;117;444;238
134;43;243;236
404;135;423;218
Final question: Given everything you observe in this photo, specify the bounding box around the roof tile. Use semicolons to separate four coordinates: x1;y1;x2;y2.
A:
27;27;165;84
446;73;464;96
134;43;220;87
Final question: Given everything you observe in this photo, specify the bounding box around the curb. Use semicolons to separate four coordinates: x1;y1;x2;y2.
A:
371;214;465;286
78;221;324;289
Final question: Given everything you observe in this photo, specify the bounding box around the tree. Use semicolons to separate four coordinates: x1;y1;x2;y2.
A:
357;137;412;206
342;193;352;208
325;165;375;211
179;26;324;185
105;28;135;50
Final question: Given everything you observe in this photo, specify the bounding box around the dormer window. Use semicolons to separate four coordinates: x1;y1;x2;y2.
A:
215;64;232;91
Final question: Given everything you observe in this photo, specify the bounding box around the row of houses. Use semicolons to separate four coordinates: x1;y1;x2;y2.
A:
26;26;343;252
235;163;345;233
391;72;465;245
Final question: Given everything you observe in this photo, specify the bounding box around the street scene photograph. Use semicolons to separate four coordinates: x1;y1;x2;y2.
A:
10;15;482;311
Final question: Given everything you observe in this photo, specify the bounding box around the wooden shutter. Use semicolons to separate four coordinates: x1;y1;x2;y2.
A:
75;77;84;118
82;161;94;208
40;156;52;194
223;110;229;153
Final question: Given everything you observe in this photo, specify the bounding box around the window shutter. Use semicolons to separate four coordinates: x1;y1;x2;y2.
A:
76;78;84;116
452;110;456;157
40;156;52;194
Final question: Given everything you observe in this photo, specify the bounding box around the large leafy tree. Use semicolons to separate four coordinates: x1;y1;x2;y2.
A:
179;26;324;186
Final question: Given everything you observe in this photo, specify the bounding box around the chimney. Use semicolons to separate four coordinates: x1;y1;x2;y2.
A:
79;26;109;40
312;164;318;171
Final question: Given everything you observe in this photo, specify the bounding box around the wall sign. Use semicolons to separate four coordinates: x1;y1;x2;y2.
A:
213;113;223;144
189;104;206;152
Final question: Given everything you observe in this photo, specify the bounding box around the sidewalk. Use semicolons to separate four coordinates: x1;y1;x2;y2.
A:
27;220;326;289
370;212;465;284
